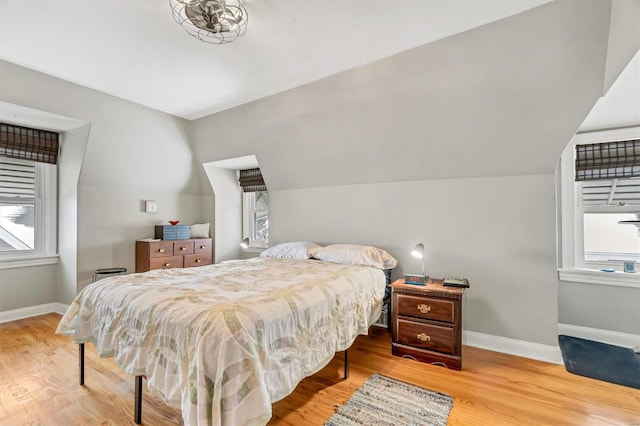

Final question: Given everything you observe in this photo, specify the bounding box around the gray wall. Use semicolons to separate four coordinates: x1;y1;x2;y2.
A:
0;0;636;347
57;124;91;304
559;282;640;335
202;165;242;262
191;1;621;346
0;265;56;311
193;1;612;191
271;175;558;345
0;60;211;304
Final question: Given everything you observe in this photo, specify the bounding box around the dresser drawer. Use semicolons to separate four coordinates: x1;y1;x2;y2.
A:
146;241;174;258
396;318;455;355
395;294;454;323
184;252;212;268
173;241;194;255
149;256;184;270
193;239;212;254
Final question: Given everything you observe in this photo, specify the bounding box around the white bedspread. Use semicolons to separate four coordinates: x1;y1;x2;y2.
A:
56;257;385;425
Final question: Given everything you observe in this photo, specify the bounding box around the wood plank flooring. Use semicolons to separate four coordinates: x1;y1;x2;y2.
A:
1;313;638;425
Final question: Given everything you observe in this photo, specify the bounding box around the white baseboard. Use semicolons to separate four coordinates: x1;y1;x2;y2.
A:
464;330;564;365
0;302;69;324
558;323;640;348
464;325;640;365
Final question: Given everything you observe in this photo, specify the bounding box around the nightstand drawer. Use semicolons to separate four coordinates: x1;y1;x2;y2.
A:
396;294;455;323
184;252;212;268
149;256;184;270
396;318;455;354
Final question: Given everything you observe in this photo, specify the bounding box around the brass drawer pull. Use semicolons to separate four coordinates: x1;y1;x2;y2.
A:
164;262;170;267
159;248;165;253
180;246;186;251
200;245;206;249
417;333;431;342
417;304;431;314
196;258;202;263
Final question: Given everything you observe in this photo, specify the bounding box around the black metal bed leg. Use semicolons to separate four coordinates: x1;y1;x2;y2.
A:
134;375;143;424
79;343;85;385
344;349;349;380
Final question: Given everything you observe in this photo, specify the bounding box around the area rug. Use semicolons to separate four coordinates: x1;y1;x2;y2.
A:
325;374;453;426
558;335;640;389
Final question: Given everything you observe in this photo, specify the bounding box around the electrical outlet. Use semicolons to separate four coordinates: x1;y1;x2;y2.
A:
145;200;157;213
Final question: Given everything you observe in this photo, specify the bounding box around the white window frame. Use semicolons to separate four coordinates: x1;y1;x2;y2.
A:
0;160;58;269
558;126;639;288
242;191;268;251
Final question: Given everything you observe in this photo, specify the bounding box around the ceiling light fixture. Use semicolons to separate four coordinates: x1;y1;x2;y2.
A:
170;0;248;44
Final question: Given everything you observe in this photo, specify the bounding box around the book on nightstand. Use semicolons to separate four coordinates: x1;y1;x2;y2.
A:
443;277;469;288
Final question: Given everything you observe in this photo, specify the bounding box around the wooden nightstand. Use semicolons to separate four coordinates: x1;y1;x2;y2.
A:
391;278;464;370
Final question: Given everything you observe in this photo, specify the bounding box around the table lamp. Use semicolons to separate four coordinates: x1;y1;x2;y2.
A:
405;243;431;285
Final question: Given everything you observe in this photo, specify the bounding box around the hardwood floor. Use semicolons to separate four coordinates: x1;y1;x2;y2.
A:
1;313;638;425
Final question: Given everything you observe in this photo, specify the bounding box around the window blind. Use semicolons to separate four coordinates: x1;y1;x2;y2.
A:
0;122;59;165
238;168;267;192
575;139;640;181
581;178;640;207
0;157;36;201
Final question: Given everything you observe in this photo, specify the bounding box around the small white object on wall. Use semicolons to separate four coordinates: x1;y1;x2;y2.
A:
145;200;157;213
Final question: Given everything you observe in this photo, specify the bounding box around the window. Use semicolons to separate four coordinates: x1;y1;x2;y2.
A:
0;122;59;266
558;127;639;286
239;168;268;249
582;182;639;263
0;157;57;261
242;191;269;248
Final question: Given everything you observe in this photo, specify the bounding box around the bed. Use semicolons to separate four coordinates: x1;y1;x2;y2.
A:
56;254;389;425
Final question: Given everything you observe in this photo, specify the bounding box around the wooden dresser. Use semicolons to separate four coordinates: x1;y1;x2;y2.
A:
391;278;464;370
135;238;213;273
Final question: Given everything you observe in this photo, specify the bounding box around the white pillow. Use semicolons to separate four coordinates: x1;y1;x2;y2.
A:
260;242;322;260
190;223;210;239
313;244;397;269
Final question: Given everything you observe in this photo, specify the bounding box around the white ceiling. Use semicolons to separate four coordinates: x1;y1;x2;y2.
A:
0;0;552;120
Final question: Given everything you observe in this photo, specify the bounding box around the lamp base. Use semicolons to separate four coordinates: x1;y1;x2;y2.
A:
405;274;429;285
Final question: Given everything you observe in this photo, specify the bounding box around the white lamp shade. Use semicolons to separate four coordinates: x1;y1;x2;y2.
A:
410;243;424;259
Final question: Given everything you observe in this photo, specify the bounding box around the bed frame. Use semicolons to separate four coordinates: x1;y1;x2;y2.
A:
78;343;350;424
73;265;391;423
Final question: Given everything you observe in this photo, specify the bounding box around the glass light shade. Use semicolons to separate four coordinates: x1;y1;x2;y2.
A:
410;243;424;259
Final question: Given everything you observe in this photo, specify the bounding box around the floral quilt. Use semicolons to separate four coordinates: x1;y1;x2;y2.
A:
57;257;385;425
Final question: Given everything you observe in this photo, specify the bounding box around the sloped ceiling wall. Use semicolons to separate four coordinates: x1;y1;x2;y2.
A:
602;0;640;94
193;1;622;190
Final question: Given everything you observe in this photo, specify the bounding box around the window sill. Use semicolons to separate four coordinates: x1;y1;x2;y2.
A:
0;254;59;270
558;268;640;288
241;246;266;254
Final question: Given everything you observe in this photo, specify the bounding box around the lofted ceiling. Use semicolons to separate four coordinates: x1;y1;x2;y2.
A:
579;51;640;132
0;0;552;120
